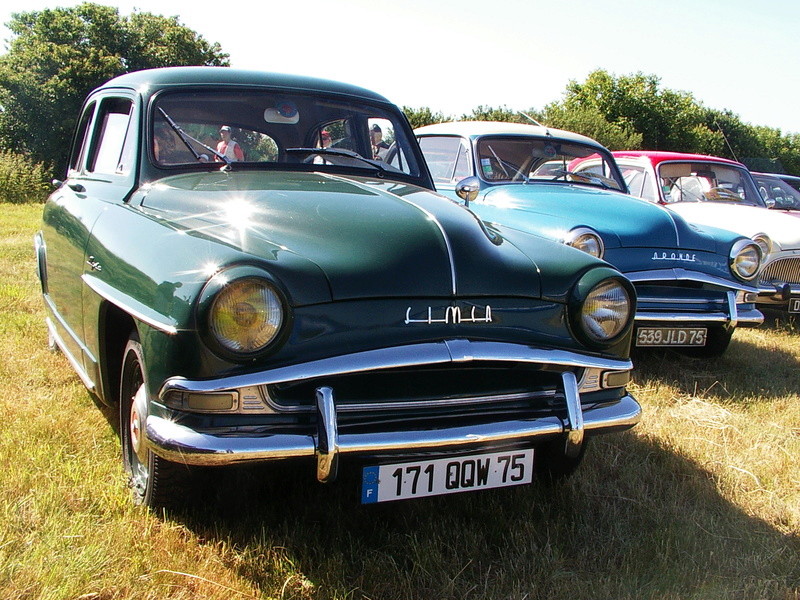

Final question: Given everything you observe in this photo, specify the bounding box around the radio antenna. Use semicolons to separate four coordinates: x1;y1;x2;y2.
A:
714;118;738;162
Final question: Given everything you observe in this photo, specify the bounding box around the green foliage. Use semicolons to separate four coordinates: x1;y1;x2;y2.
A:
0;3;229;176
542;103;643;151
0;151;51;204
547;69;800;175
460;105;529;123
402;106;450;129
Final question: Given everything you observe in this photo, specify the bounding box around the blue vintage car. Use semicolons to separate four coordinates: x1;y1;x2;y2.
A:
36;68;641;508
416;122;764;356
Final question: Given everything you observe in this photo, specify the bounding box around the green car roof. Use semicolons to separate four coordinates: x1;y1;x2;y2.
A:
97;66;392;104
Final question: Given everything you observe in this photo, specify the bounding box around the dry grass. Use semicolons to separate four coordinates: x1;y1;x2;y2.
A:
1;203;798;599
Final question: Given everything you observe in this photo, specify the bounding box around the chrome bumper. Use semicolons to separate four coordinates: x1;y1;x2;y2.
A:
634;290;763;328
756;282;800;307
146;382;641;481
146;340;640;482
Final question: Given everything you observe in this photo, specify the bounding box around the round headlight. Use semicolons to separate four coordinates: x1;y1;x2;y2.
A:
730;239;762;281
565;227;604;258
580;279;632;342
209;277;284;354
752;233;772;257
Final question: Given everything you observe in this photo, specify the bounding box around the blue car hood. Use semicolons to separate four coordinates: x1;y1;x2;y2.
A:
476;184;719;252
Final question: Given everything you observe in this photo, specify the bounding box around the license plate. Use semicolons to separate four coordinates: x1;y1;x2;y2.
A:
636;327;707;347
361;449;534;504
789;298;800;313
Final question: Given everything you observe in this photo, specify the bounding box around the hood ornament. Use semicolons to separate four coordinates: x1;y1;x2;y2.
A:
405;305;493;325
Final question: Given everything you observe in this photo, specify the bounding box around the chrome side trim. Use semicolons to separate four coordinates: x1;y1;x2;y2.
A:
562;372;584;457
81;273;179;335
45;316;96;391
626;268;758;293
145;394;641;467
158;340;633;398
315;387;339;483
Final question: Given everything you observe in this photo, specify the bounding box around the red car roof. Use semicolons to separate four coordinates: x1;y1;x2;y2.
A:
612;150;746;168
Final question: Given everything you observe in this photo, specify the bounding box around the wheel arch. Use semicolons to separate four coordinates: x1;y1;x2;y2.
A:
97;301;138;406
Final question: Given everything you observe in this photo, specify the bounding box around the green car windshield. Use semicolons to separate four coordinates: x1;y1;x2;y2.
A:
475;137;625;191
151;89;421;178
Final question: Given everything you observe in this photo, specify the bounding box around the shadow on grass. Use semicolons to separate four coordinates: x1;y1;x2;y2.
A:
167;431;799;600
630;327;800;401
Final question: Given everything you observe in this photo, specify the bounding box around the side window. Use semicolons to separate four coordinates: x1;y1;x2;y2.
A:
621;165;645;197
88;98;134;175
419;136;471;185
639;170;657;202
68;102;96;176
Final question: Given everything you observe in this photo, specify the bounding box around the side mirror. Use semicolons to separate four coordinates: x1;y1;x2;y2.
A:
455;176;481;206
765;198;776;209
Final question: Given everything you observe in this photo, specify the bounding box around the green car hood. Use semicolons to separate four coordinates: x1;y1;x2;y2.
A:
137;171;550;303
479;184;720;252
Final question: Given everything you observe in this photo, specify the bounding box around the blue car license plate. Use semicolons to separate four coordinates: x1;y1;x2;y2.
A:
636;327;707;347
789;298;800;313
361;449;534;504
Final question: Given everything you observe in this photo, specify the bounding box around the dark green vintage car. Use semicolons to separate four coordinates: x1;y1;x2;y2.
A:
36;67;640;508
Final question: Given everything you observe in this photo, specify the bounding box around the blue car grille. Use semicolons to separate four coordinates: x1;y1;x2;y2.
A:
634;282;731;313
759;257;800;286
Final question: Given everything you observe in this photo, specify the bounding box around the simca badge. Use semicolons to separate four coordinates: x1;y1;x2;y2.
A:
404;305;493;325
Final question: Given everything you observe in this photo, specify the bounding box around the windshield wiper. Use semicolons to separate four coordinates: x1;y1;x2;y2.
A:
285;147;387;176
550;168;611;189
157;107;231;169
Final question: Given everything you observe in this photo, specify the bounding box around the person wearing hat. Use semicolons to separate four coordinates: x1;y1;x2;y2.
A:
216;125;245;161
370;124;389;159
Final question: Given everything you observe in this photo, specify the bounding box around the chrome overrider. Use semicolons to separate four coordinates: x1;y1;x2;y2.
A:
147;339;641;483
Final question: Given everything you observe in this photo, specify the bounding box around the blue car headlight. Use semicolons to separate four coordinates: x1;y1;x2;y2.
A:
730;239;762;281
565;227;605;259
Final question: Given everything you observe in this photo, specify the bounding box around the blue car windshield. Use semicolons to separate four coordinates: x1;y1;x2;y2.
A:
151;89;422;179
475;136;625;191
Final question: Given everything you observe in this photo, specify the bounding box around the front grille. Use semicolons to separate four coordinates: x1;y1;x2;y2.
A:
634;282;729;313
759;257;800;286
265;363;569;429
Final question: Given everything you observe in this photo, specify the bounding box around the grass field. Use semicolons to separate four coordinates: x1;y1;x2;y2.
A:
1;203;798;599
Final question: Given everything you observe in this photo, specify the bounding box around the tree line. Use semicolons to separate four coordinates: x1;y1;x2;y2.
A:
404;70;800;176
1;2;798;197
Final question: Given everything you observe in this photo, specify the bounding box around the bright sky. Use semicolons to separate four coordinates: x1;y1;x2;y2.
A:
2;0;800;134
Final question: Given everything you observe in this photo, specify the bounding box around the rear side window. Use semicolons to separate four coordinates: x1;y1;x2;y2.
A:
88;98;135;175
68;102;95;176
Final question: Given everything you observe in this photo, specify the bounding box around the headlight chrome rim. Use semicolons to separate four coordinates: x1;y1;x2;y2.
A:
565;227;605;259
752;233;772;258
569;270;635;349
730;239;763;281
198;267;290;360
580;279;632;343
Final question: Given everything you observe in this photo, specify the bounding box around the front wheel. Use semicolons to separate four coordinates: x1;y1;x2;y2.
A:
120;335;190;508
